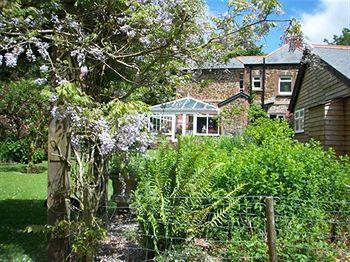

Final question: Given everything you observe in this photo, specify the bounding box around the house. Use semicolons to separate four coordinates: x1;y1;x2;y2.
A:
150;44;303;141
288;44;350;155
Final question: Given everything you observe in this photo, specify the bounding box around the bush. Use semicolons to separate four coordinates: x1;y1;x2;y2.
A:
0;138;46;164
132;119;350;259
0;80;49;164
133;138;241;254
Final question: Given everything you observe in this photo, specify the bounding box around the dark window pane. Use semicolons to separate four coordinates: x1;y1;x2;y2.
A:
197;117;207;134
208;117;218;134
280;81;291;93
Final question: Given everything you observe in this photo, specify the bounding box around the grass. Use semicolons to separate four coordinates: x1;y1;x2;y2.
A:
0;162;48;262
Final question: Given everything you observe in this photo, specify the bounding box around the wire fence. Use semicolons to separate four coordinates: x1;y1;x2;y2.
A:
96;195;350;261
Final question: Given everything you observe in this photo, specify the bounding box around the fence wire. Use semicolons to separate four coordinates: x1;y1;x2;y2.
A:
96;195;350;261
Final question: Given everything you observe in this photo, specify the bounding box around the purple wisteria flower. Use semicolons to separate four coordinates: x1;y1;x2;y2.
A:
40;65;49;73
4;53;17;67
99;130;116;156
80;66;88;76
115;114;153;152
34;78;47;86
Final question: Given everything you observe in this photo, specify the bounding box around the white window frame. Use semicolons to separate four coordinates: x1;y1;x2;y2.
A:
294;109;304;133
269;113;285;121
279;76;292;95
150;114;174;135
239;73;244;91
194;114;220;136
252;75;262;91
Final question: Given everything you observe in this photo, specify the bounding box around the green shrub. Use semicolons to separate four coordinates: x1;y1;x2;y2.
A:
133;137;241;254
132;119;350;259
0;138;46;164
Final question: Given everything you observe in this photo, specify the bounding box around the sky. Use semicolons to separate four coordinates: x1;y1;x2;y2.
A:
206;0;350;53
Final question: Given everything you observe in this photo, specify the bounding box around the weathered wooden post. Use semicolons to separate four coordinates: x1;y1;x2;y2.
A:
265;196;277;262
47;117;71;261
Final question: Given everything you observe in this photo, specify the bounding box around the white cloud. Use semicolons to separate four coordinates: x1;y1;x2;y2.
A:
300;0;350;43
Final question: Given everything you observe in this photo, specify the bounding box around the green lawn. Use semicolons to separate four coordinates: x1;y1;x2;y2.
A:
0;162;48;262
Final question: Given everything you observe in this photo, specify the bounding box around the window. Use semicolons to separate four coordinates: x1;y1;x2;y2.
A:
294;109;304;133
269;114;285;121
252;76;261;90
279;76;292;95
196;115;219;135
239;73;244;92
150;115;173;135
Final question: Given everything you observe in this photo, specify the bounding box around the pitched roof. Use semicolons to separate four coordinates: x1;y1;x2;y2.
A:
199;44;302;69
312;44;350;79
264;44;303;64
289;44;350;112
150;96;219;113
199;57;244;69
218;92;250;107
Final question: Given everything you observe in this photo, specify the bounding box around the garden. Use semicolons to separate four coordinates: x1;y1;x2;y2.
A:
0;0;349;261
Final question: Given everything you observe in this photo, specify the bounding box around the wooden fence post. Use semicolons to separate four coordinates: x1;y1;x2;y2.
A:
265;196;277;262
47;117;71;261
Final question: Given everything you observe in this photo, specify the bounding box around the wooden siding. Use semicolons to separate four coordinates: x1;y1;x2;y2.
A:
324;100;345;154
345;98;350;153
294;61;350;155
294;63;350;111
308;105;324;143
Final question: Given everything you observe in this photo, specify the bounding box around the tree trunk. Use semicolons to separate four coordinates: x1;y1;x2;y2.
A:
47;117;71;261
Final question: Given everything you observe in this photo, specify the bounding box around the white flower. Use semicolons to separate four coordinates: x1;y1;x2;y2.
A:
40;65;49;73
80;66;88;76
4;52;17;67
51;15;59;24
127;30;136;38
49;94;58;103
34;78;47;86
26;49;36;62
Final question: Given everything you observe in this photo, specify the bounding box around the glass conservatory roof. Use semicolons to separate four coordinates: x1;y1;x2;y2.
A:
150;96;219;113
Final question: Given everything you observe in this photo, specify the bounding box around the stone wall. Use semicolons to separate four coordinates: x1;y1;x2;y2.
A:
244;65;299;115
220;98;249;135
177;69;243;105
176;64;299;134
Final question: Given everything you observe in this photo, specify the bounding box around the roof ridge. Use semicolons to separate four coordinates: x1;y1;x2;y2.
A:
265;43;288;58
236;55;265;58
312;44;350;50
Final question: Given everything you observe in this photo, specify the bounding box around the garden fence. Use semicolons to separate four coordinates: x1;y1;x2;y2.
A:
98;195;350;261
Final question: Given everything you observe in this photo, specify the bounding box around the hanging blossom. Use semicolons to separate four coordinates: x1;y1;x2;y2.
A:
115;114;154;153
34;78;47;86
80;66;88;76
40;65;49;73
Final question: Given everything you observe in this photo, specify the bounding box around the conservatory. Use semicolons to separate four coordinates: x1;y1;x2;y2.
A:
149;96;220;142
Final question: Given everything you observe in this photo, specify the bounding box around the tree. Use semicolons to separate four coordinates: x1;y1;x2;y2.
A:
324;28;350;46
0;80;49;168
0;0;302;260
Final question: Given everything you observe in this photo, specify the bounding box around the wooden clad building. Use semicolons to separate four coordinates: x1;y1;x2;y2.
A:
289;45;350;155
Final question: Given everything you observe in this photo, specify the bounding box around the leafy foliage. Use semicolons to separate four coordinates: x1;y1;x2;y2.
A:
133;119;350;259
324;28;350;46
0;80;49;164
133;137;242;254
